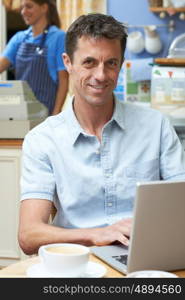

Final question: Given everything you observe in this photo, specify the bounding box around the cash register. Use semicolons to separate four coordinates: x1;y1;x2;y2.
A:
0;80;48;138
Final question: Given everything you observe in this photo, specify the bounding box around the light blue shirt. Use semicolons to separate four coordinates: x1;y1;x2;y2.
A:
21;98;185;228
2;26;66;82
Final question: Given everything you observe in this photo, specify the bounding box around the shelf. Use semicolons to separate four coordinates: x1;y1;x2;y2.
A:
0;139;23;147
150;7;185;12
154;58;185;66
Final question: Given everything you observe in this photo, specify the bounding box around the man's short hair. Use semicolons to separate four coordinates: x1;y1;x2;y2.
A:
65;13;127;64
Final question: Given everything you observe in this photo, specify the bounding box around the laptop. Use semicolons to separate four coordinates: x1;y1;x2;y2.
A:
91;180;185;274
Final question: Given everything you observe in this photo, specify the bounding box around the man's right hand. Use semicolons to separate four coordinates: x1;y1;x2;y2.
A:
19;198;132;254
90;218;132;247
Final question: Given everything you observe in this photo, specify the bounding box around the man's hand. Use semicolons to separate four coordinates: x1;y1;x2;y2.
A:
91;218;132;247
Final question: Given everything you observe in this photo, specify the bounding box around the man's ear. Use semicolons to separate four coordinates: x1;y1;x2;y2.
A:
62;53;72;74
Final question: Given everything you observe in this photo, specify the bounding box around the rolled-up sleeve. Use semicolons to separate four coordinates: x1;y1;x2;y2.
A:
20;132;56;201
160;116;185;180
2;32;24;66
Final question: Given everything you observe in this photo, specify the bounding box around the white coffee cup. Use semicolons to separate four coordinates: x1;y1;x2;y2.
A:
126;270;178;278
38;243;90;277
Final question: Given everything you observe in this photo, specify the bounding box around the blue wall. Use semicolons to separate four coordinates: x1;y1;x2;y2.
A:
107;0;185;59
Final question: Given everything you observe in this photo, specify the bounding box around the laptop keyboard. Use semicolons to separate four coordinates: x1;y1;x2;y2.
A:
112;254;128;265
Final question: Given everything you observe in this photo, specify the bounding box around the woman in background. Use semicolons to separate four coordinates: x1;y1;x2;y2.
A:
0;0;68;115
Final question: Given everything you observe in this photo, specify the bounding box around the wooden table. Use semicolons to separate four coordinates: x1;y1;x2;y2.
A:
0;254;184;278
0;254;123;278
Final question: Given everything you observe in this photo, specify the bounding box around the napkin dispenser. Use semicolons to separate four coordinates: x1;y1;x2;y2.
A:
151;65;185;149
151;65;185;116
151;64;185;127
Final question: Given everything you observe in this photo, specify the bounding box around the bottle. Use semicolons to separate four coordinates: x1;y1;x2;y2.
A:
144;26;162;54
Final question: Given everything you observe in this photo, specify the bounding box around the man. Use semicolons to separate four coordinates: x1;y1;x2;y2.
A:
18;13;185;255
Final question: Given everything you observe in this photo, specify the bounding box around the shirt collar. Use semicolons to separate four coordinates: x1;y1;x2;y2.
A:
25;25;57;37
64;95;125;145
111;95;125;131
63;97;85;145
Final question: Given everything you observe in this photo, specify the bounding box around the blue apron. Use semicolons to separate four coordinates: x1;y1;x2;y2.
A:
15;28;57;115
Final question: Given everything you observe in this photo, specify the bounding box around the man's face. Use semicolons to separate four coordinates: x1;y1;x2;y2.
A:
63;36;122;107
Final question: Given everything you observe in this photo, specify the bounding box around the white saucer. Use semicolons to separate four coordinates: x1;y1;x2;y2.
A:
26;261;106;278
